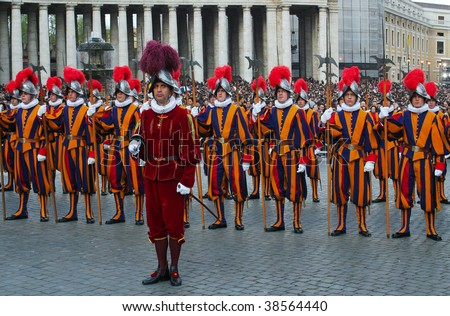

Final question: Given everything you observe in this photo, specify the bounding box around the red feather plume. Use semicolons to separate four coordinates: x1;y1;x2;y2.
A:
207;77;218;91
113;66;132;83
140;40;180;77
63;67;86;85
172;67;181;85
6;80;18;93
377;80;392;94
294;78;308;94
403;68;425;91
87;79;103;92
46;76;62;91
251;76;267;92
268;66;291;88
15;67;39;87
128;78;141;93
214;65;232;83
341;66;360;86
425;81;437;99
338;80;344;91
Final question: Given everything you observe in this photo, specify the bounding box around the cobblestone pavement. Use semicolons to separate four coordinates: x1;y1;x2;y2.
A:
1;161;450;296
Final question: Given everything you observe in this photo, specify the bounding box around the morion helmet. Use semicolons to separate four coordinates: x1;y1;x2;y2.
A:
403;68;429;101
63;66;86;95
46;76;64;98
341;66;361;100
113;66;133;96
251;76;267;102
294;78;309;103
87;79;103;99
425;81;438;103
378;79;395;104
268;65;293;95
15;68;38;96
6;80;21;100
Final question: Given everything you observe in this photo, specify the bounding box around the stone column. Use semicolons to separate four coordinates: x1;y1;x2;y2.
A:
11;3;23;76
83;11;92;42
0;8;10;82
329;1;339;81
66;4;77;67
39;4;51;83
168;5;178;51
242;6;253;82
217;5;228;65
136;10;144;78
92;5;102;38
193;5;204;82
143;5;154;44
317;6;327;81
281;6;291;68
28;10;39;67
265;6;277;72
110;10;119;67
55;11;66;76
118;5;129;66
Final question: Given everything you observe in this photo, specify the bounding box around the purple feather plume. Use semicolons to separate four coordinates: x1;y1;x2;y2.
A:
162;44;181;73
140;40;166;77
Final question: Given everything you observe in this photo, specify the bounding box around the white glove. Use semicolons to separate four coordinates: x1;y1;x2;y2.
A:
314;148;322;156
242;162;250;172
297;164;306;173
37;104;47;117
435;169;443;177
128;140;140;155
37;154;46;162
445;154;450;159
139;159;146;167
103;144;111;151
364;161;375;172
88;157;95;165
320;107;334;123
378;106;390;119
268;147;273;155
190;106;200;118
86;103;96;117
252;102;263;116
336;105;342;112
0;103;3;112
140;102;150;113
176;182;191;195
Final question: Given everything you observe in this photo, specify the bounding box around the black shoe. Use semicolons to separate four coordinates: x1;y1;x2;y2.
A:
184;222;190;228
5;214;28;220
135;219;144;225
441;199;450;204
427;234;442;241
208;222;227;229
202;192;209;199
265;195;272;201
3;185;13;191
330;229;346;236
58;217;78;223
235;224;245;230
359;231;372;237
372;198;386;203
101;191;108;196
391;232;410;238
248;194;260;200
265;226;285;232
86;218;95;224
312;198;320;203
294;227;303;234
169;266;182;286
105;218;125;224
40;217;49;222
142;268;170;285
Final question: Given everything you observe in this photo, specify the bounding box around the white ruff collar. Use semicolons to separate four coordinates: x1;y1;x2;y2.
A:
20;98;39;110
274;98;293;109
408;103;429;114
341;102;361;112
214;98;232;108
49;99;63;107
114;98;132;108
66;98;85;107
175;96;183;106
301;103;310;110
88;99;103;109
9;103;20;110
151;96;177;114
428;104;439;113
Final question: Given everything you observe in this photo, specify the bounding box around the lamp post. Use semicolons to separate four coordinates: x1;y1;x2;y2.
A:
420;60;424;70
438;62;442;85
407;58;410;73
427;61;430;81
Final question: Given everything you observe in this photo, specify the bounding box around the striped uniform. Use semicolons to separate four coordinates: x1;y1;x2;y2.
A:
94;100;144;223
260;104;313;231
329;108;378;234
387;109;447;237
197;103;253;228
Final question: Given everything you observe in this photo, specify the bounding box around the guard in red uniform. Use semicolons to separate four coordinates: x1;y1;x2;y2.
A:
132;41;200;286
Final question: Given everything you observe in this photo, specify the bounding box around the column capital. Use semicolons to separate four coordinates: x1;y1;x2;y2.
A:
66;4;75;10
218;5;227;11
318;6;328;12
92;5;102;10
143;4;154;10
193;5;203;10
242;5;252;11
266;5;277;12
118;5;127;11
168;5;179;10
11;3;21;10
39;4;49;9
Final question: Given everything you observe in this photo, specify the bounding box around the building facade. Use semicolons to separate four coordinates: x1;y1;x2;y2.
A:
0;0;340;85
